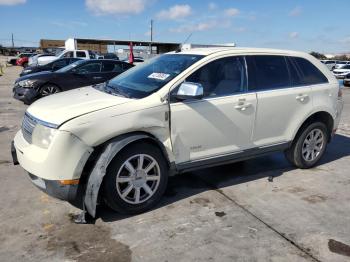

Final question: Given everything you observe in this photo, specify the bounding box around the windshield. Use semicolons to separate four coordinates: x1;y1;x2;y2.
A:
56;60;86;73
105;54;204;98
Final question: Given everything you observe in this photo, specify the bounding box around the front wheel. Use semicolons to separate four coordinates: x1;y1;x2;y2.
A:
39;84;60;97
103;142;169;214
285;122;328;169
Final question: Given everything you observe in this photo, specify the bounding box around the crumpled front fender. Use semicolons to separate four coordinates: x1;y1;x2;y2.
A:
84;134;149;217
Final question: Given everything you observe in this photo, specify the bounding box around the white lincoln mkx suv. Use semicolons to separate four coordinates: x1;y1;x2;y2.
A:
12;47;344;218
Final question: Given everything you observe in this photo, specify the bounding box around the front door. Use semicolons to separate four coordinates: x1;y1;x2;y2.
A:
170;56;257;164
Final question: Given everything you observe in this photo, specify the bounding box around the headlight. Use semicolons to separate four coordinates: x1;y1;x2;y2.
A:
32;124;57;149
18;79;36;88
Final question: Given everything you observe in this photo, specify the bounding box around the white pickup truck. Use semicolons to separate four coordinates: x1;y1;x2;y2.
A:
32;50;98;66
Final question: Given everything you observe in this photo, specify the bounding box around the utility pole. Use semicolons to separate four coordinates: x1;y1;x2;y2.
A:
149;19;154;55
11;33;14;48
150;19;153;42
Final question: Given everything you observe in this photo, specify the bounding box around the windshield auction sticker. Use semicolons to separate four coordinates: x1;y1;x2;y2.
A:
148;72;170;81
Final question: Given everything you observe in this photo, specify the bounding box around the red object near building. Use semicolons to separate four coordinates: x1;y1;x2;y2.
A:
16;56;29;67
128;42;134;64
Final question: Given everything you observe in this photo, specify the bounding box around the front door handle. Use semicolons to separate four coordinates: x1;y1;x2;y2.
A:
235;102;252;111
93;76;103;80
296;94;309;102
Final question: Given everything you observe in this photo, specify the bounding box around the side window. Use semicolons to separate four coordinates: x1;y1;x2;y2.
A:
292;57;328;85
76;51;87;58
69;58;80;63
102;62;123;73
52;60;68;69
248;55;290;91
62;51;74;58
286;57;303;87
122;63;133;70
75;62;101;74
185;56;247;97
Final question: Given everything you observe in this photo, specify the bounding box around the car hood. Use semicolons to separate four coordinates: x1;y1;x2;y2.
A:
17;71;54;81
27;86;132;126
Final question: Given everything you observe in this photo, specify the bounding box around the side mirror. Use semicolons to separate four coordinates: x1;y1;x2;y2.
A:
176;82;204;100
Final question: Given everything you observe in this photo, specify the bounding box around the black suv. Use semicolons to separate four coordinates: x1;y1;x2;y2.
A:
13;59;134;104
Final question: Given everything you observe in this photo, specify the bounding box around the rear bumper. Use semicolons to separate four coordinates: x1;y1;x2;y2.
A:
13;86;38;104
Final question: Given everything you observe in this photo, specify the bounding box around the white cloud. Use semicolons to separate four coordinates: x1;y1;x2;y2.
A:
170;19;231;33
0;0;25;5
224;8;240;17
208;2;217;10
289;6;302;17
157;4;192;20
86;0;148;15
51;21;88;28
289;32;299;39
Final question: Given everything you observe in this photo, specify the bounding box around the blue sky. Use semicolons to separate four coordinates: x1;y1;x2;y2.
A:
0;0;349;53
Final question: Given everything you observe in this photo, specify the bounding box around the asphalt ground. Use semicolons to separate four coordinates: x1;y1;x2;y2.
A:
0;57;350;262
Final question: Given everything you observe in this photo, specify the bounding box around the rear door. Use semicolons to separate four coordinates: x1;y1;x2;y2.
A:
247;55;313;147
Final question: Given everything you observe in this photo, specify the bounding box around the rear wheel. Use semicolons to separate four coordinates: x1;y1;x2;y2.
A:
39;84;60;97
285;122;328;168
103;142;169;214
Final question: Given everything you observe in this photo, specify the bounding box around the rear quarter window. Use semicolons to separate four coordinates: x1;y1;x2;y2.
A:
291;57;328;85
247;55;290;91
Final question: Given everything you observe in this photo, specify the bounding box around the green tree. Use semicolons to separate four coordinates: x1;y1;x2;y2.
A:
310;51;327;60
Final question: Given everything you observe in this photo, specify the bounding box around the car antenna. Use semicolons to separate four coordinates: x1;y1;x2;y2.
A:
175;33;193;53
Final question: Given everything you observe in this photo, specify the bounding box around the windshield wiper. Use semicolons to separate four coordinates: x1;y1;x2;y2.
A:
105;83;130;98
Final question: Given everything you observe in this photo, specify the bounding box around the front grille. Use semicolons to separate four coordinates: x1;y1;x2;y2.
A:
22;113;37;143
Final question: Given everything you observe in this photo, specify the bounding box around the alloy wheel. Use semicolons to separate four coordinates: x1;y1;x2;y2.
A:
40;85;59;96
115;154;161;205
302;128;324;162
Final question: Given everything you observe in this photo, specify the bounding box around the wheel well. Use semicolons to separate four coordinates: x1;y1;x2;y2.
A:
79;131;171;183
296;111;334;142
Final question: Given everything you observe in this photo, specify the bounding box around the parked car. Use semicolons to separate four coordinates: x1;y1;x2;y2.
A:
100;53;119;60
123;56;145;65
344;73;350;87
28;53;55;67
334;61;350;70
20;58;82;77
7;53;34;65
320;60;337;70
333;65;350;79
13;59;134;104
36;50;98;66
12;48;343;219
16;56;30;67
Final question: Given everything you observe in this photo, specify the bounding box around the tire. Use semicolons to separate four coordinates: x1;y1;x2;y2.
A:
103;142;169;214
285;122;328;169
22;62;28;68
39;84;60;97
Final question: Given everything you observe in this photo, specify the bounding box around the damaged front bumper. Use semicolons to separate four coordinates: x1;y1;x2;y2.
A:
27;173;85;208
13;86;39;104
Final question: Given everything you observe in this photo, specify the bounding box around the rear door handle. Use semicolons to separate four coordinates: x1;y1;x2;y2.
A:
296;94;309;102
93;76;103;80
